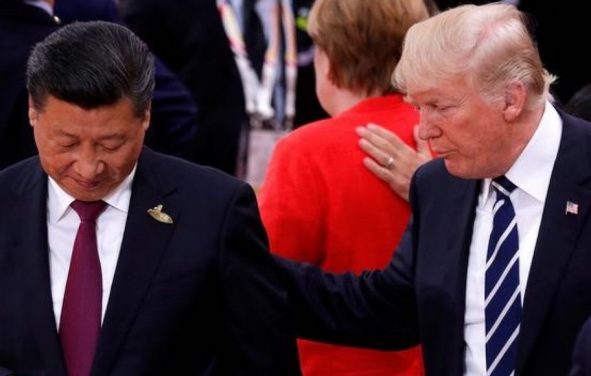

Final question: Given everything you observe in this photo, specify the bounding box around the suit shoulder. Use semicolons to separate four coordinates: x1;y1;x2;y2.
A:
141;149;249;193
411;158;475;202
0;156;44;202
0;156;41;182
413;158;460;189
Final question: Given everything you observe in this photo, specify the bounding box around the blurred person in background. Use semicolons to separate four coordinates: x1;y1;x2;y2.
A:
0;0;202;172
564;83;591;122
120;0;247;175
119;0;328;177
292;0;328;127
257;0;431;374
0;0;60;170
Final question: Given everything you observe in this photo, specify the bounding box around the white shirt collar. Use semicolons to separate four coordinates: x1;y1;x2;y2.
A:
48;165;137;222
481;101;562;202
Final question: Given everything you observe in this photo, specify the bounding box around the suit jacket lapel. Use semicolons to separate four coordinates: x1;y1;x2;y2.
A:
416;164;479;374
518;114;591;370
441;178;479;373
92;149;178;374
10;160;66;375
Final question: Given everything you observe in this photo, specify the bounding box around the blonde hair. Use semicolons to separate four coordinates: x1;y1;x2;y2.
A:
393;3;555;109
308;0;429;96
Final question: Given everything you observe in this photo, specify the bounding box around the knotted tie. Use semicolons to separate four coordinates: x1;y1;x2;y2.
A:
485;176;521;376
60;200;106;376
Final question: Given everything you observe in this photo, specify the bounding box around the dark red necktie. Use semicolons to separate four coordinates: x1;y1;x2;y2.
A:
60;200;106;376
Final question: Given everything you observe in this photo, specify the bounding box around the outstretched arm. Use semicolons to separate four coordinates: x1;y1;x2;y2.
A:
219;183;301;375
274;220;421;350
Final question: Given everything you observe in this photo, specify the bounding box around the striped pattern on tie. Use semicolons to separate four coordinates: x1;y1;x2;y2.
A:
485;176;521;376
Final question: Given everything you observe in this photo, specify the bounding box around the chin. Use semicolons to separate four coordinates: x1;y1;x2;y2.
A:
65;185;109;202
444;160;479;179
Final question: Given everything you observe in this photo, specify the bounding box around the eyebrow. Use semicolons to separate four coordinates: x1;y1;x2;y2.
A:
53;130;125;141
97;134;125;141
54;130;77;139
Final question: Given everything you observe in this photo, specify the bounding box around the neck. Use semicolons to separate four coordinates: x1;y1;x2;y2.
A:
326;89;376;117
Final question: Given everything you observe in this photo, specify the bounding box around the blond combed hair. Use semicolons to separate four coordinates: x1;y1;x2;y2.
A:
393;3;555;109
308;0;429;96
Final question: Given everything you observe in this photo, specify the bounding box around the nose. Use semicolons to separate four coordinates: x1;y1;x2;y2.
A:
73;146;104;179
418;108;442;140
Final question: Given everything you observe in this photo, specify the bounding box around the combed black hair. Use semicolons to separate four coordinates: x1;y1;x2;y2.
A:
27;20;155;117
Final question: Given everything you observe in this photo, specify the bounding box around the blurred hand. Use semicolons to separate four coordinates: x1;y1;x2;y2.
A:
356;123;432;201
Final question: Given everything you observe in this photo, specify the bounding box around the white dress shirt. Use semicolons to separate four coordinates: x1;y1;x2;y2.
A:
463;103;562;375
47;167;136;328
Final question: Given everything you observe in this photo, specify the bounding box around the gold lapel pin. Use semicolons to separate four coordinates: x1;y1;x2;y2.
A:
147;204;173;224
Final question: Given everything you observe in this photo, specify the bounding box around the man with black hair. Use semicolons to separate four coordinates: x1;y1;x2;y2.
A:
0;21;300;376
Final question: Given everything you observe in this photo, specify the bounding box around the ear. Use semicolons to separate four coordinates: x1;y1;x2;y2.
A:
315;48;331;80
503;81;526;122
28;95;39;128
141;103;151;131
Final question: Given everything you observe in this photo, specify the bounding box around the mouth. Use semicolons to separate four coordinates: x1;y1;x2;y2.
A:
72;177;102;190
431;148;451;158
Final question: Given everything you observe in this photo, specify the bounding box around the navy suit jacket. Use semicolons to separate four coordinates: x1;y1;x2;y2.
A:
0;148;300;375
0;2;59;170
278;108;591;375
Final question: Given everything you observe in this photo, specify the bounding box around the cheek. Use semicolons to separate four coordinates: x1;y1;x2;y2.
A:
102;154;128;173
104;147;142;175
445;116;478;148
39;153;74;178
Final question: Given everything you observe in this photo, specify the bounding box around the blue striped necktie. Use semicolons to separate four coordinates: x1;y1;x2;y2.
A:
485;176;521;376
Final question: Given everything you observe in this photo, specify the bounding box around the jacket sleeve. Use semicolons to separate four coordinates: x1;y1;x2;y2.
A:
218;183;301;375
273;216;420;350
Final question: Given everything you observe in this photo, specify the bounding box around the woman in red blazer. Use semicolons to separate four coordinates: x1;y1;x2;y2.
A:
258;0;430;374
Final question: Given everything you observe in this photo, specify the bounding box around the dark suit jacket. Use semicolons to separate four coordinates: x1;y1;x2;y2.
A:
570;316;591;376
0;2;59;170
0;148;300;375
278;109;591;375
